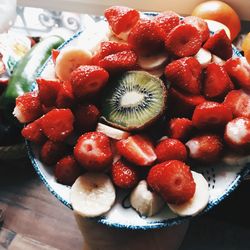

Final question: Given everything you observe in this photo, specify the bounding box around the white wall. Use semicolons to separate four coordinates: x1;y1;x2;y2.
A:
17;0;250;20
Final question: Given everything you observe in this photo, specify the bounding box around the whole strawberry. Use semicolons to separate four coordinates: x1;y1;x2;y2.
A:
111;159;139;189
74;132;113;171
147;160;196;204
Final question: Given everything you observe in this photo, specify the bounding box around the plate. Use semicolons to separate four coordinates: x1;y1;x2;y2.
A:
26;13;250;230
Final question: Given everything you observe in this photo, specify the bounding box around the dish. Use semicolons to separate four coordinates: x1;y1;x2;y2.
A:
25;12;250;229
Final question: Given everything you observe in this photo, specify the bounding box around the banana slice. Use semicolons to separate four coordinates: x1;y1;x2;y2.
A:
205;19;231;40
55;47;92;81
116;30;131;41
194;48;212;68
168;171;209;217
70;173;116;217
138;54;168;70
96;123;130;140
212;54;225;65
130;180;165;217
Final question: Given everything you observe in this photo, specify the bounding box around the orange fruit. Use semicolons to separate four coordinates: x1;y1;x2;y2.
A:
192;0;241;41
242;32;250;64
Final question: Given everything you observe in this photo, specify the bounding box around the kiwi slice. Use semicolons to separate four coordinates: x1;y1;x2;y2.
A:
101;71;167;131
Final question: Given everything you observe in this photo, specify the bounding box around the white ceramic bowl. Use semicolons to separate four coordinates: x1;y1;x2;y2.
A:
27;13;250;229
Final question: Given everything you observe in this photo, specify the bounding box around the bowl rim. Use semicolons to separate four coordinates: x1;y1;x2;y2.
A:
27;12;250;230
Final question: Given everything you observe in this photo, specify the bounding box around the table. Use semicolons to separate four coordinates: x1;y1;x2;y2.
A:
1;157;250;250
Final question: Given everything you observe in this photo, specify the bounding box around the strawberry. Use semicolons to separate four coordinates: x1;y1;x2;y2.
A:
168;88;206;118
52;49;60;64
153;11;180;37
74;104;100;133
92;41;132;64
40;109;74;142
55;155;82;185
165;23;202;58
111;159;139;189
203;29;232;60
165;57;202;95
116;135;156;166
40;140;69;166
224;89;250;119
36;78;61;107
70;65;109;100
74;131;113;171
182;16;210;43
99;50;137;73
186;134;223;163
21;118;46;144
147;160;196;204
224;57;250;90
56;80;74;108
168;118;193;142
203;63;233;100
128;19;165;56
155;138;187;163
104;6;140;35
224;117;250;148
192;101;233;130
13;91;43;123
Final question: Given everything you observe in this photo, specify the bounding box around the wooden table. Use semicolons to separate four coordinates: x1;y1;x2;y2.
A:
1;157;250;250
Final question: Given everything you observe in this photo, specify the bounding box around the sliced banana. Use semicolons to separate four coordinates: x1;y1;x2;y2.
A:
205;19;231;40
130;180;165;217
55;47;92;81
116;30;131;41
147;66;165;78
168;171;209;217
138;54;168;70
96;123;130;140
212;54;225;65
194;48;212;68
70;173;116;218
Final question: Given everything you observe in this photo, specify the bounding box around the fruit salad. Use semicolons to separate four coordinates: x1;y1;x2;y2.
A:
14;6;250;219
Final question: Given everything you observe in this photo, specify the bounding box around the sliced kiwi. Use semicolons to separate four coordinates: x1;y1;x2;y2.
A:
101;71;167;131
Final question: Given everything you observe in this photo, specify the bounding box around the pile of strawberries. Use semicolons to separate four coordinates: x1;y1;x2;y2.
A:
14;6;250;206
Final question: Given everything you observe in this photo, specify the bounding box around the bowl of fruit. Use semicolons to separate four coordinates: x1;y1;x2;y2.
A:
14;5;250;229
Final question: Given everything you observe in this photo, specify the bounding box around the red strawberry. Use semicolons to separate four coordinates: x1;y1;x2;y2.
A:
203;29;232;60
203;63;233;100
13;91;43;123
153;11;180;37
111;159;139;189
165;23;202;58
186;134;223;163
147;160;195;204
183;16;210;43
165;57;202;95
104;6;140;35
224;89;250;119
192;101;233;130
224;57;250;90
224;117;250;148
40;140;69;166
56;80;74;108
55;155;82;185
74;132;113;171
128;19;165;56
168;118;193;142
93;41;132;64
99;50;137;73
21;118;46;144
52;49;60;64
74;104;100;133
70;65;109;100
155;138;187;163
36;78;61;107
40;109;74;142
168;88;206;118
116;135;156;166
